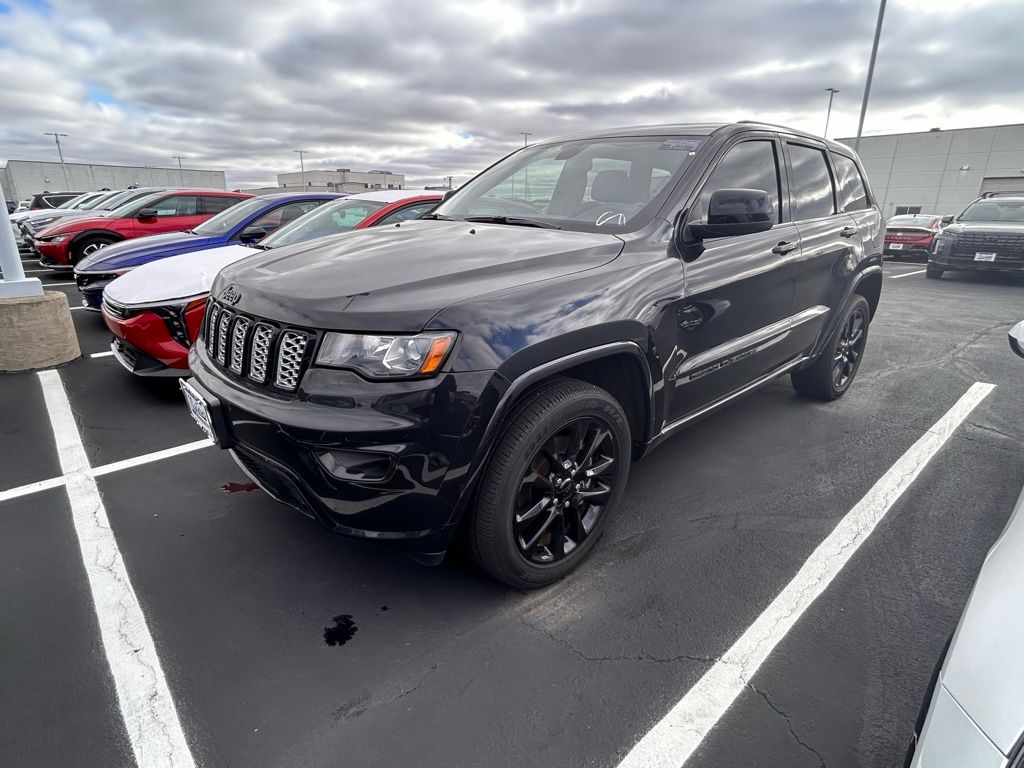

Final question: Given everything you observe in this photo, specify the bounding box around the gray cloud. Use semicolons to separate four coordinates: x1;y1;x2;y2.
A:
1;0;1022;189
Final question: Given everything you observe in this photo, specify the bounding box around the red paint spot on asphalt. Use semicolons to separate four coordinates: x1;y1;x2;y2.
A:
221;482;260;493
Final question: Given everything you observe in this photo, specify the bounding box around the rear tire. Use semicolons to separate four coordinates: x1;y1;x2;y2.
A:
925;264;943;279
71;235;119;266
791;295;871;401
470;377;630;590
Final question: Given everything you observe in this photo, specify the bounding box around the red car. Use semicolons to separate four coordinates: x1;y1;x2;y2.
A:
101;190;442;376
883;214;946;259
32;189;252;269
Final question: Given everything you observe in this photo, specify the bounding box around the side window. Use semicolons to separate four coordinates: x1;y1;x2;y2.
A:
787;144;836;220
831;153;870;211
250;200;322;232
375;202;439;226
152;195;198;216
692;140;781;224
201;196;241;215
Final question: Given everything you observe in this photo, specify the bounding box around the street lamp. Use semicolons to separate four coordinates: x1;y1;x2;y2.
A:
824;88;839;138
172;155;187;186
43;131;70;189
293;149;308;189
855;0;887;152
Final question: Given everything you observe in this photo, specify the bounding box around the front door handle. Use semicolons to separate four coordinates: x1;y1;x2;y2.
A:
771;241;799;255
840;226;858;238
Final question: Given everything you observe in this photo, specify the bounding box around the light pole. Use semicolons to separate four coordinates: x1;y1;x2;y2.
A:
855;0;887;153
824;88;839;138
43;131;70;189
172;155;186;186
293;149;308;188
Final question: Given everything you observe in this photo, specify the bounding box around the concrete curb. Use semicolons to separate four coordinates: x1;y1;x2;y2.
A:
0;290;81;371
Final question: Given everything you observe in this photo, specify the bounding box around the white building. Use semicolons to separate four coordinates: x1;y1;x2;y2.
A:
838;123;1024;218
275;168;405;194
0;159;226;202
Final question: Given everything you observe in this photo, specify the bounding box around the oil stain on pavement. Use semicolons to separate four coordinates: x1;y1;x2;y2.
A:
324;615;358;647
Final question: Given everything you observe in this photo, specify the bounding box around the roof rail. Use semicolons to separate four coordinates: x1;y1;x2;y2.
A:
736;120;801;132
980;190;1024;199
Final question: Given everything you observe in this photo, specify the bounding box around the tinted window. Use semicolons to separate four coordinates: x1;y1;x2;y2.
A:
200;196;242;215
260;198;388;248
152;195;198;216
788;144;835;220
831;153;869;211
375;201;439;225
692;140;780;224
250;200;324;231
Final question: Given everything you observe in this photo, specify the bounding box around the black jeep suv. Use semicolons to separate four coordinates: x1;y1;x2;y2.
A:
928;191;1024;278
183;122;882;588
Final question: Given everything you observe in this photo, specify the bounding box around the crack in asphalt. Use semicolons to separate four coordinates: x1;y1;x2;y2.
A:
520;617;718;664
748;682;827;768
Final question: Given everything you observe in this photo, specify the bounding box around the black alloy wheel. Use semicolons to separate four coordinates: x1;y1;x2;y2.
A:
513;416;617;565
832;305;867;391
470;377;630;589
790;294;871;401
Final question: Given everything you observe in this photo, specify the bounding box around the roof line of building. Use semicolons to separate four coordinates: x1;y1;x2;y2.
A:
837;121;1024;142
1;158;224;173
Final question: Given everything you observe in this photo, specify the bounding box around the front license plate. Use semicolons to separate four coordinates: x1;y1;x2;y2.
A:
889;243;904;250
975;252;997;262
180;379;216;444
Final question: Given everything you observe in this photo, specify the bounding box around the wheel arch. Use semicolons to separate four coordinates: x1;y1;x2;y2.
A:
68;229;123;261
852;265;883;319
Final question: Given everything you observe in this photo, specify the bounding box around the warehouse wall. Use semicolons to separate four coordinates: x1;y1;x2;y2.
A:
1;160;226;202
839;124;1024;218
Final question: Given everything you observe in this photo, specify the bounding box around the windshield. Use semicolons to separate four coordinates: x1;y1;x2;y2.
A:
107;192;167;218
191;196;268;236
887;215;936;228
433;135;704;233
260;198;387;248
57;193;91;209
958;200;1024;223
79;191;120;210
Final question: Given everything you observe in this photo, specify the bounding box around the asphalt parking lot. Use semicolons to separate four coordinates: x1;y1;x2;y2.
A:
3;255;1023;768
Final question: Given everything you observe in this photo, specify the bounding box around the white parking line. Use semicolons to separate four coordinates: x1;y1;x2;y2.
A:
0;438;212;502
42;281;76;287
90;351;114;358
37;370;196;768
617;381;995;768
889;269;927;280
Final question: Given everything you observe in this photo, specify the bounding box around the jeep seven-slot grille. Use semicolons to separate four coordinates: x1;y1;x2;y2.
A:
203;300;314;391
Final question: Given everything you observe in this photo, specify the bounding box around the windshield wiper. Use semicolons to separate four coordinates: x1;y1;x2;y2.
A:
420;212;466;222
463;215;564;230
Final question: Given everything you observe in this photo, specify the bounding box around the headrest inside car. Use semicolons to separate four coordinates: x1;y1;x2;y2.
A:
591;170;642;204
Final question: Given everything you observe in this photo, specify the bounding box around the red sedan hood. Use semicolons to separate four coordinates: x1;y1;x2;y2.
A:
38;215;115;237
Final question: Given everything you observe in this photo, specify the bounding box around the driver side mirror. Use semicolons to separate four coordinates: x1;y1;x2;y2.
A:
941;214;955;225
1010;321;1024;359
685;188;774;242
137;208;158;220
239;224;270;243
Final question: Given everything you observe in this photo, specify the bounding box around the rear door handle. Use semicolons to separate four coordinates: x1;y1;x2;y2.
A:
771;241;799;255
840;226;858;238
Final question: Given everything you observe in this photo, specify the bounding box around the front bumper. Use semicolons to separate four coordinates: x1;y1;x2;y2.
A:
35;239;72;268
909;685;1006;768
187;344;504;558
102;305;190;375
75;273;118;310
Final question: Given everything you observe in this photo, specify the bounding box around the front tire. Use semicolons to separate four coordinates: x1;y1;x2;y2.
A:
470;377;630;589
926;263;943;279
791;295;871;401
71;235;119;266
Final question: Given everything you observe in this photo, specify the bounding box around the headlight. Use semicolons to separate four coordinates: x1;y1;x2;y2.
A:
32;216;57;227
316;331;456;378
932;234;951;254
42;233;70;243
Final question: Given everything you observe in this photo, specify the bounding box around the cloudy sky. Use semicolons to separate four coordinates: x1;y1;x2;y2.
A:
1;0;1022;189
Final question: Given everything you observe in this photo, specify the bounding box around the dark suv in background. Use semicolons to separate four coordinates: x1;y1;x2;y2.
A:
929;191;1024;278
182;122;883;588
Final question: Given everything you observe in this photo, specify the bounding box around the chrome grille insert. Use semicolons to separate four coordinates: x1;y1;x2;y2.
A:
229;317;251;374
275;332;308;391
248;324;273;383
216;310;233;366
207;303;221;352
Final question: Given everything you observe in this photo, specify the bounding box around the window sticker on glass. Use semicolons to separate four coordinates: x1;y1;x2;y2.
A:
659;139;703;151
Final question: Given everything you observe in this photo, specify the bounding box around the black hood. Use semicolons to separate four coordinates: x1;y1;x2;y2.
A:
212;220;624;332
943;221;1024;237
